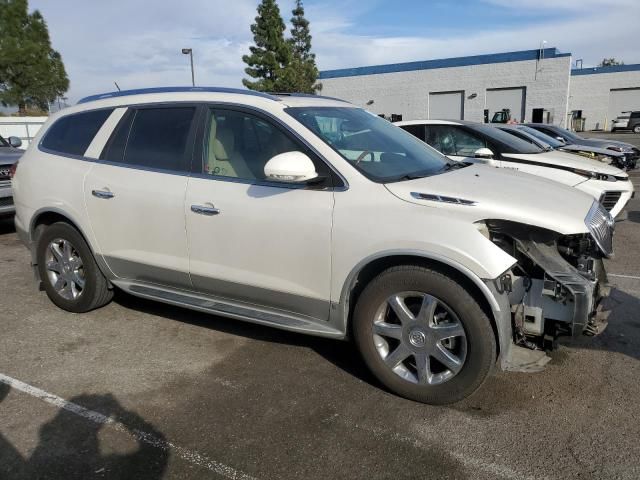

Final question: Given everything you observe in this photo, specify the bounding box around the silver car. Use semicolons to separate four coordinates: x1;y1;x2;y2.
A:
0;134;23;216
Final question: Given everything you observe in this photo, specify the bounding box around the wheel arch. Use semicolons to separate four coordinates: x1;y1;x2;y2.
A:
28;208;112;283
334;251;506;357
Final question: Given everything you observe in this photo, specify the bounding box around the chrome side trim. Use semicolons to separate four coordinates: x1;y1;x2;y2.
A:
103;256;192;290
190;274;330;321
115;281;344;339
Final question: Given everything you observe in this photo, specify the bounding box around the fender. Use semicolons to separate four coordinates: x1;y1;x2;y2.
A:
329;249;512;356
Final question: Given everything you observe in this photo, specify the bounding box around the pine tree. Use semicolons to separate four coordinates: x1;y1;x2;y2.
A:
0;0;69;115
242;0;291;92
286;0;320;93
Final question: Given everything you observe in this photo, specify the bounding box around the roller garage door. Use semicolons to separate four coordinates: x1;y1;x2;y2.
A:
608;88;640;122
429;91;464;120
486;87;526;123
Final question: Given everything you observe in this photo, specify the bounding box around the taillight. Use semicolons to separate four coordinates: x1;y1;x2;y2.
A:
9;160;18;178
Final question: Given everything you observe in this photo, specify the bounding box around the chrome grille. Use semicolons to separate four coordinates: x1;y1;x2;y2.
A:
599;191;622;211
0;196;13;208
585;201;614;257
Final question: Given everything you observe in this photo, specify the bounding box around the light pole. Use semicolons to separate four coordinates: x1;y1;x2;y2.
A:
182;48;195;87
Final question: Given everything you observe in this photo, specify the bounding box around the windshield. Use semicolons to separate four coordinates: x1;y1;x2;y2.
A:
469;124;545;154
517;126;564;148
285;107;451;182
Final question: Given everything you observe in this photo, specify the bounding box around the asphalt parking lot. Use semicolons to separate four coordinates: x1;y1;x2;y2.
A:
1;132;640;480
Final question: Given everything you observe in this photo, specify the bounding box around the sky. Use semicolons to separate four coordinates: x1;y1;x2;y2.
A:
27;0;640;104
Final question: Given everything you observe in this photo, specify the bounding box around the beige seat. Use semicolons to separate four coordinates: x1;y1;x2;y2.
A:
205;118;252;179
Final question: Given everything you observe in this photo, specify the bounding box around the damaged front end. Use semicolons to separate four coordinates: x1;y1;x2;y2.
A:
481;201;614;359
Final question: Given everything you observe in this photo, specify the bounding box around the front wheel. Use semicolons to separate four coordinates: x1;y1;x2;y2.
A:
633;125;640;134
353;266;496;404
36;222;113;313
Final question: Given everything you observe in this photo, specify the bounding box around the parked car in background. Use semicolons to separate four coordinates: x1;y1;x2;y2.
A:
611;115;630;132
0;134;23;217
625;111;640;134
396;120;633;218
525;123;640;164
496;124;632;170
13;87;614;405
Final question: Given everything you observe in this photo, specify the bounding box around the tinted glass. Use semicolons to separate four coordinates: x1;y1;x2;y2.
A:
468;124;544;154
202;109;302;180
0;135;7;147
41;109;113;156
286;107;449;183
122;107;195;171
423;125;486;156
399;124;426;141
518;126;564;148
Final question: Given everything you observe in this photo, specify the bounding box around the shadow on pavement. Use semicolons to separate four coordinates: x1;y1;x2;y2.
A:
0;383;169;479
113;290;378;388
0;216;16;235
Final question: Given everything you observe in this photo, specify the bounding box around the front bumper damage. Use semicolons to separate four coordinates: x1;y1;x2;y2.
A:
481;211;613;373
513;237;610;338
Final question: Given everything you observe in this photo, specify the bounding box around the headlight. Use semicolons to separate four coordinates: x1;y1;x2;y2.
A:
584;201;614;257
572;169;615;181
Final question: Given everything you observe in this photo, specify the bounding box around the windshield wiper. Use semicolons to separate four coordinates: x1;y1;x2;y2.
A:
442;161;469;171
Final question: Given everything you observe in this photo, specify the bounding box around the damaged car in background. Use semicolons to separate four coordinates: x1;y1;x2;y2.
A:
396;120;634;219
495;124;634;171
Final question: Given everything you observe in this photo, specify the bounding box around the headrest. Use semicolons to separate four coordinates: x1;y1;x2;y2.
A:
213;128;234;161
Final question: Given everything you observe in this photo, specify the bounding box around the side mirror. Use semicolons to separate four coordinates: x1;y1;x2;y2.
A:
8;136;22;148
555;136;566;143
474;148;494;159
264;151;318;183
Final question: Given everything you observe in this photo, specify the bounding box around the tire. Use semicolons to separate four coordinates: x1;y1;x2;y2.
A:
633;125;640;134
353;265;496;405
36;222;113;313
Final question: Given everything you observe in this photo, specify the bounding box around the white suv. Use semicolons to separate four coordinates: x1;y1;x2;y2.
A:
13;88;614;404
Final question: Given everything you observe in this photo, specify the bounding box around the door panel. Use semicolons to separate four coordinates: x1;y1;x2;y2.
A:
186;179;333;318
85;165;190;287
83;105;197;287
186;107;334;320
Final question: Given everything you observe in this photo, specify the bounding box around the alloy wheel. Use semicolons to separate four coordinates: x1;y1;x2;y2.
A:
44;238;86;300
372;291;467;386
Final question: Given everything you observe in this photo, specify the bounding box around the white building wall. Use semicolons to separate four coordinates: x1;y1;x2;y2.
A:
320;56;571;126
569;70;640;131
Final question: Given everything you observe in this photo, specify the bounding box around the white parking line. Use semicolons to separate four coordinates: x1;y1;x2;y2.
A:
609;273;640;280
0;373;257;480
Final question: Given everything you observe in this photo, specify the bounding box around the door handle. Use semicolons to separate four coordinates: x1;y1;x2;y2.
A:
92;189;115;199
191;204;220;216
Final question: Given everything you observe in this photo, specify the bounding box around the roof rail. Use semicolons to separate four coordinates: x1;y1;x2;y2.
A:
77;86;281;104
270;92;348;103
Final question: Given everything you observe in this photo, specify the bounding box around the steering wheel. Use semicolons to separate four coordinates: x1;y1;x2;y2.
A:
355;150;374;165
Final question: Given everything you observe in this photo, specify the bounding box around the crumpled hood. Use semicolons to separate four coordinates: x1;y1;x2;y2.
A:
560;143;625;158
504;150;626;176
0;147;24;164
570;137;637;152
385;164;594;235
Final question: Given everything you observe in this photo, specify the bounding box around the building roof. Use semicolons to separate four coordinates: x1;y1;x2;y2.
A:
319;48;570;79
571;64;640;76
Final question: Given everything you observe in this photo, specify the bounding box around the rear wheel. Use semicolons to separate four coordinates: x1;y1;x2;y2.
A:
353;266;496;404
36;222;113;312
633;125;640;134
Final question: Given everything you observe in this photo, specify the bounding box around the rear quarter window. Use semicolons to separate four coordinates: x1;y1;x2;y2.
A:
40;109;114;156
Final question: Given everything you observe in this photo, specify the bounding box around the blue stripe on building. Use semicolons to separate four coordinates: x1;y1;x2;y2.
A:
319;48;570;79
571;64;640;76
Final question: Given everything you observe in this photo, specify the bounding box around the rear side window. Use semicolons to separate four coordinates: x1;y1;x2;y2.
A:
400;124;426;142
103;107;196;171
41;109;114;156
